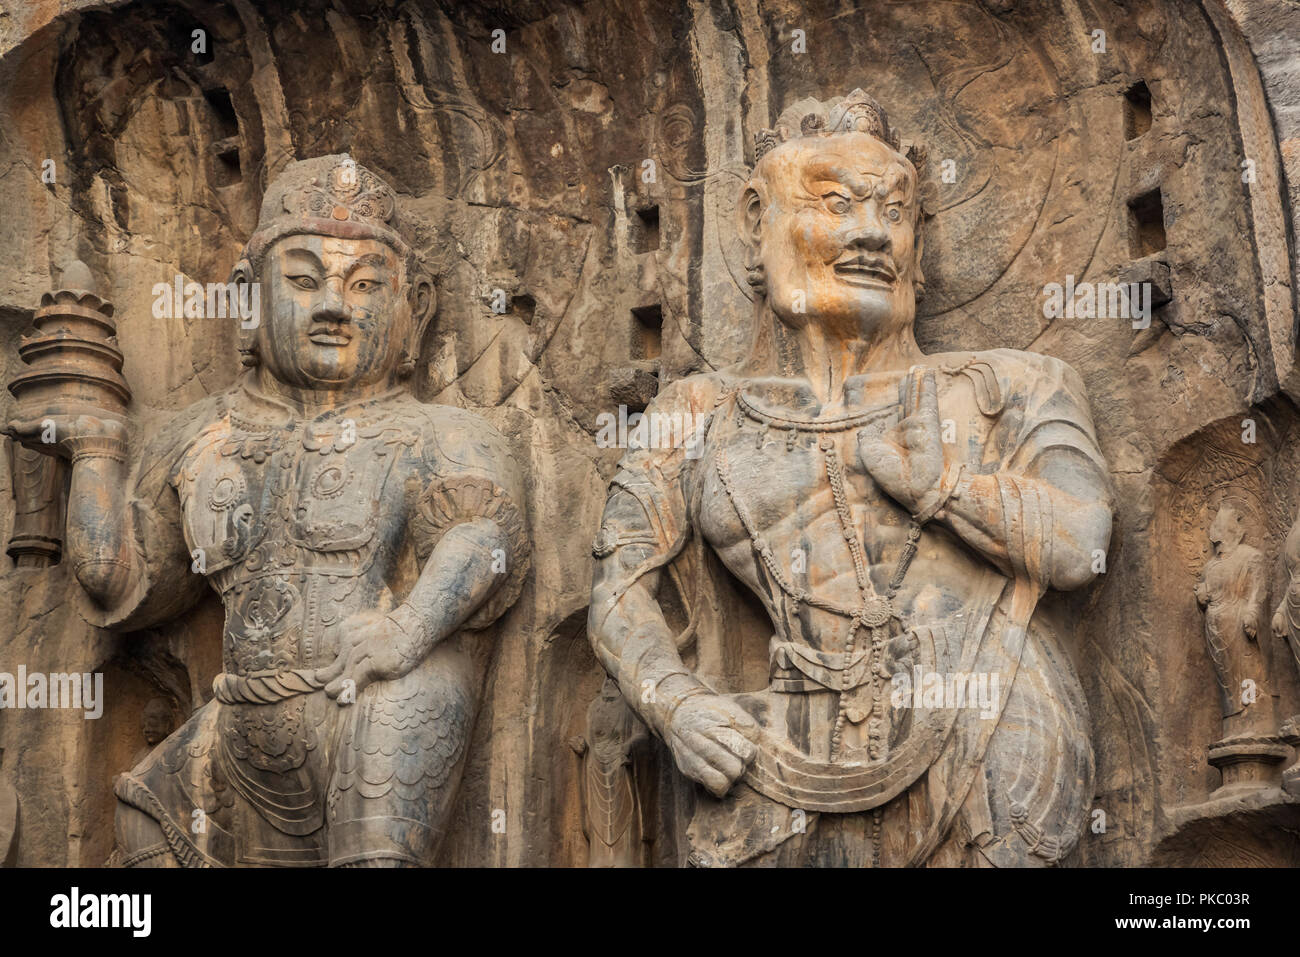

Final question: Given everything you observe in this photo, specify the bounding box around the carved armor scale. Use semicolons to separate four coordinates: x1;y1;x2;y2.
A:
175;388;413;680
115;376;529;866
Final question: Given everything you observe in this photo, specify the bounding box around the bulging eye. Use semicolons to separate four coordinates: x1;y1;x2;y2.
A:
824;193;852;215
886;206;902;223
353;280;373;292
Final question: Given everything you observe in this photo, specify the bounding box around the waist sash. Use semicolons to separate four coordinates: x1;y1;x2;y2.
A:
213;668;325;705
741;573;1004;813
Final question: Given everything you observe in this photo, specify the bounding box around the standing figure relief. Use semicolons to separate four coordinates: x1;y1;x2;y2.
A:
6;155;530;867
1197;505;1270;731
589;90;1114;867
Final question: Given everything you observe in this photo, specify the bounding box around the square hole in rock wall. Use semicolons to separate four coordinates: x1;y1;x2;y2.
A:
631;303;662;361
1125;80;1152;140
631;204;660;254
1128;187;1166;257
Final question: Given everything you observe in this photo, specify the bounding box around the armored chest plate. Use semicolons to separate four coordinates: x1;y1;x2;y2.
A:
175;422;403;584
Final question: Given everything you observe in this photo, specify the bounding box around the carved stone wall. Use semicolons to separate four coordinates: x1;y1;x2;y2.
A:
0;0;1297;866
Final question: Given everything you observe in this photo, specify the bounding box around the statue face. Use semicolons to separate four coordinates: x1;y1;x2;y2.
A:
1209;507;1244;552
256;235;410;391
141;700;172;745
750;132;920;338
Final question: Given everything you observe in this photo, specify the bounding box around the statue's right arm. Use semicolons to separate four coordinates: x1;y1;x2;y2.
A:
588;486;758;798
7;412;204;628
63;417;134;608
588;489;705;737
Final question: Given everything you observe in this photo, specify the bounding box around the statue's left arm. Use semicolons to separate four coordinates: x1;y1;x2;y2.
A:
861;359;1112;594
318;416;530;698
1244;549;1267;640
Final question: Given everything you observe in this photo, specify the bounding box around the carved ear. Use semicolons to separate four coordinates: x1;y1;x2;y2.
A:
230;258;260;367
414;274;436;324
230;258;255;285
740;184;764;254
912;217;927;302
401;273;437;377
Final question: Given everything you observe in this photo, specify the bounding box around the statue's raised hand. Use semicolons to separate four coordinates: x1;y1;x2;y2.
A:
666;694;758;798
858;366;945;517
3;412;126;459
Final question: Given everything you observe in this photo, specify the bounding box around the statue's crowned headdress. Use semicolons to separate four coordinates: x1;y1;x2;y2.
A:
753;88;927;179
243;154;412;265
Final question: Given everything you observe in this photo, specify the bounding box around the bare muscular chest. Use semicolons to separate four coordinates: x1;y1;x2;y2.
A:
696;419;915;608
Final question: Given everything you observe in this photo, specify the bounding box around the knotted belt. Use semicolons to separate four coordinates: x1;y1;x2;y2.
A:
769;639;874;692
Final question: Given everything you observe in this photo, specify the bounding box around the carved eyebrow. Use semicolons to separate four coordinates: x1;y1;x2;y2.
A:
802;159;911;200
344;253;390;278
803;160;872;196
280;247;324;271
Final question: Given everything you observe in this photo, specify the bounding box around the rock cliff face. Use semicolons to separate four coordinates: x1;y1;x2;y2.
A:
0;0;1298;866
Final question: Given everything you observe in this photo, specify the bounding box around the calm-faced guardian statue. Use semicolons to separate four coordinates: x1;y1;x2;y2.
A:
7;155;530;867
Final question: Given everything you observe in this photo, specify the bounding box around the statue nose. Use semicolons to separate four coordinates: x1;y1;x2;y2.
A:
844;208;890;251
312;284;352;323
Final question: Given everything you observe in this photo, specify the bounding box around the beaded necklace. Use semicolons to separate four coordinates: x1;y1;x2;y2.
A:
713;390;923;764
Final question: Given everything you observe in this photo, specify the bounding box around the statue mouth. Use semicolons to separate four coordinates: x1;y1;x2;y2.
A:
833;256;896;288
307;327;352;346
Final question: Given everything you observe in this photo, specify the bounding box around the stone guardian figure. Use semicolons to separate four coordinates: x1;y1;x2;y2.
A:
1195;505;1270;733
589;90;1113;867
571;676;652;867
1269;504;1300;790
1272;505;1300;681
6;155;530;867
1191;503;1299;793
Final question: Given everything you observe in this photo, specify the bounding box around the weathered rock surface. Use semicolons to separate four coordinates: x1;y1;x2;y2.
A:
0;0;1297;866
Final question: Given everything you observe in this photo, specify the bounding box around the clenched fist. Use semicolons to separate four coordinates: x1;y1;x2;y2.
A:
665;693;759;798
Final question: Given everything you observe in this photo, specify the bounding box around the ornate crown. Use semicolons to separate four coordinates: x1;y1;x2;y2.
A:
242;154;412;264
753;89;927;177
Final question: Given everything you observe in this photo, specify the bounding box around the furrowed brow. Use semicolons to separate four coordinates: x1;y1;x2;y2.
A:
802;160;873;197
881;167;910;197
